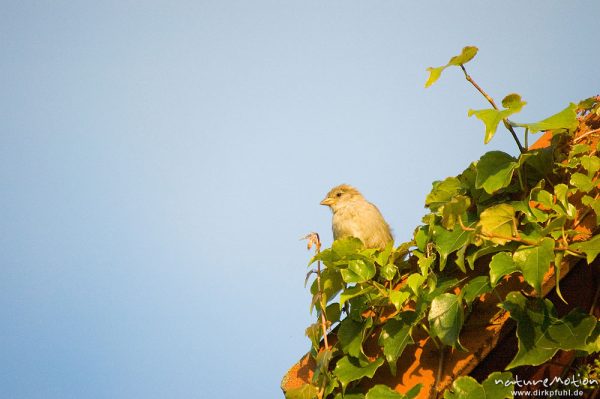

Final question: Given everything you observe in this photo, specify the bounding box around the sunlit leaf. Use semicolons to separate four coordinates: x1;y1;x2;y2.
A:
341;259;376;283
432;223;475;270
425;177;464;211
379;313;415;376
442;195;471;230
425;46;478;88
338;318;366;358
478;204;516;245
515;103;578;133
501;292;597;369
428;293;465;348
489;252;519;287
333;356;384;391
285;383;319;399
513;238;555;294
475;151;518;194
571;234;600;263
462;276;492;305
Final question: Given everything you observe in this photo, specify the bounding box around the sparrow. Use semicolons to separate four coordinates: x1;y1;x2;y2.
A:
320;184;393;249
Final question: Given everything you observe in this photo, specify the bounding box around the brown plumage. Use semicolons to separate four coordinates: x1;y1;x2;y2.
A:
320;184;393;249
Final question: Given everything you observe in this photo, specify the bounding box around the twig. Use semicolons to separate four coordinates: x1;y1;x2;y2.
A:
460;64;525;153
574;127;600;143
304;232;329;350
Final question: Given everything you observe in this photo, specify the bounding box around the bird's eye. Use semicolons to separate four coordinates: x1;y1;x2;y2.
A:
336;192;342;197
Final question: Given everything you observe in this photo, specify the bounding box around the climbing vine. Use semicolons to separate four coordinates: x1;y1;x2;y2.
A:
286;46;600;399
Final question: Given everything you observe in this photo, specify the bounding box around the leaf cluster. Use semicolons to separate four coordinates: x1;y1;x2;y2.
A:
289;48;600;399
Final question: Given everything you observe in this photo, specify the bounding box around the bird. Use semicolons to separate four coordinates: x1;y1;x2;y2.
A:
320;184;393;249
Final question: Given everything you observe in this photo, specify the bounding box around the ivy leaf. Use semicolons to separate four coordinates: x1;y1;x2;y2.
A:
406;273;427;295
338;318;366;358
571;234;600;263
489;252;520;287
425;46;478;87
462;276;492;305
442;195;471;230
340;285;376;307
379;313;415;376
284;383;319;399
389;290;410;311
443;373;513;399
512;238;555;294
310;268;344;304
553;183;576;219
443;376;485;399
478;204;516;245
432;222;475;270
428;293;465;348
580;155;600;176
582;195;600;226
501;292;597;369
333;356;384;391
365;385;405;399
570;172;595;193
468;94;526;144
380;263;398;281
332;237;364;257
425;177;464;212
341;259;376;283
448;46;479;66
475;151;518;194
481;372;514;398
515;103;578;133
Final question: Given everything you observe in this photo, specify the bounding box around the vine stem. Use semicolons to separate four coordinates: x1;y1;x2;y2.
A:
304;233;329;350
460;64;526;153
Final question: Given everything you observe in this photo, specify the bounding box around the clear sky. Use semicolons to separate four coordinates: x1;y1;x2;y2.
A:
1;1;598;398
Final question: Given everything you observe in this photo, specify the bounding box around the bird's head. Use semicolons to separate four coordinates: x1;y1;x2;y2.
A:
320;184;363;211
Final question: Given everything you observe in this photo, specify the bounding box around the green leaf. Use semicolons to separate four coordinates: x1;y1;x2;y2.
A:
365;385;405;399
406;273;427;295
426;177;464;211
379;313;415;376
554;183;576;218
428;293;465;348
501;292;597;369
515;103;578;133
448;46;478;66
432;223;474;270
365;385;404;399
442;195;471;230
475;151;518;194
582;195;600;226
389;290;410;311
570;172;595;193
380;263;398;281
478;204;516;245
581;155;600;176
462;276;492;305
425;66;445;88
468;94;525;144
340;285;376;307
571;234;600;263
332;237;365;257
425;46;478;88
404;384;423;399
311;268;344;302
338;318;366;358
285;383;319;399
443;376;485;399
325;303;342;324
489;252;520;287
341;259;376;283
513;238;555;294
481;371;514;398
333;356;384;391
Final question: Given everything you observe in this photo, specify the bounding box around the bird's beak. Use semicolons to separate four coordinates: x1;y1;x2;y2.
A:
320;197;334;206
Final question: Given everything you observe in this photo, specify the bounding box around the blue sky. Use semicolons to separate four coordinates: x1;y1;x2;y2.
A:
1;2;598;398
